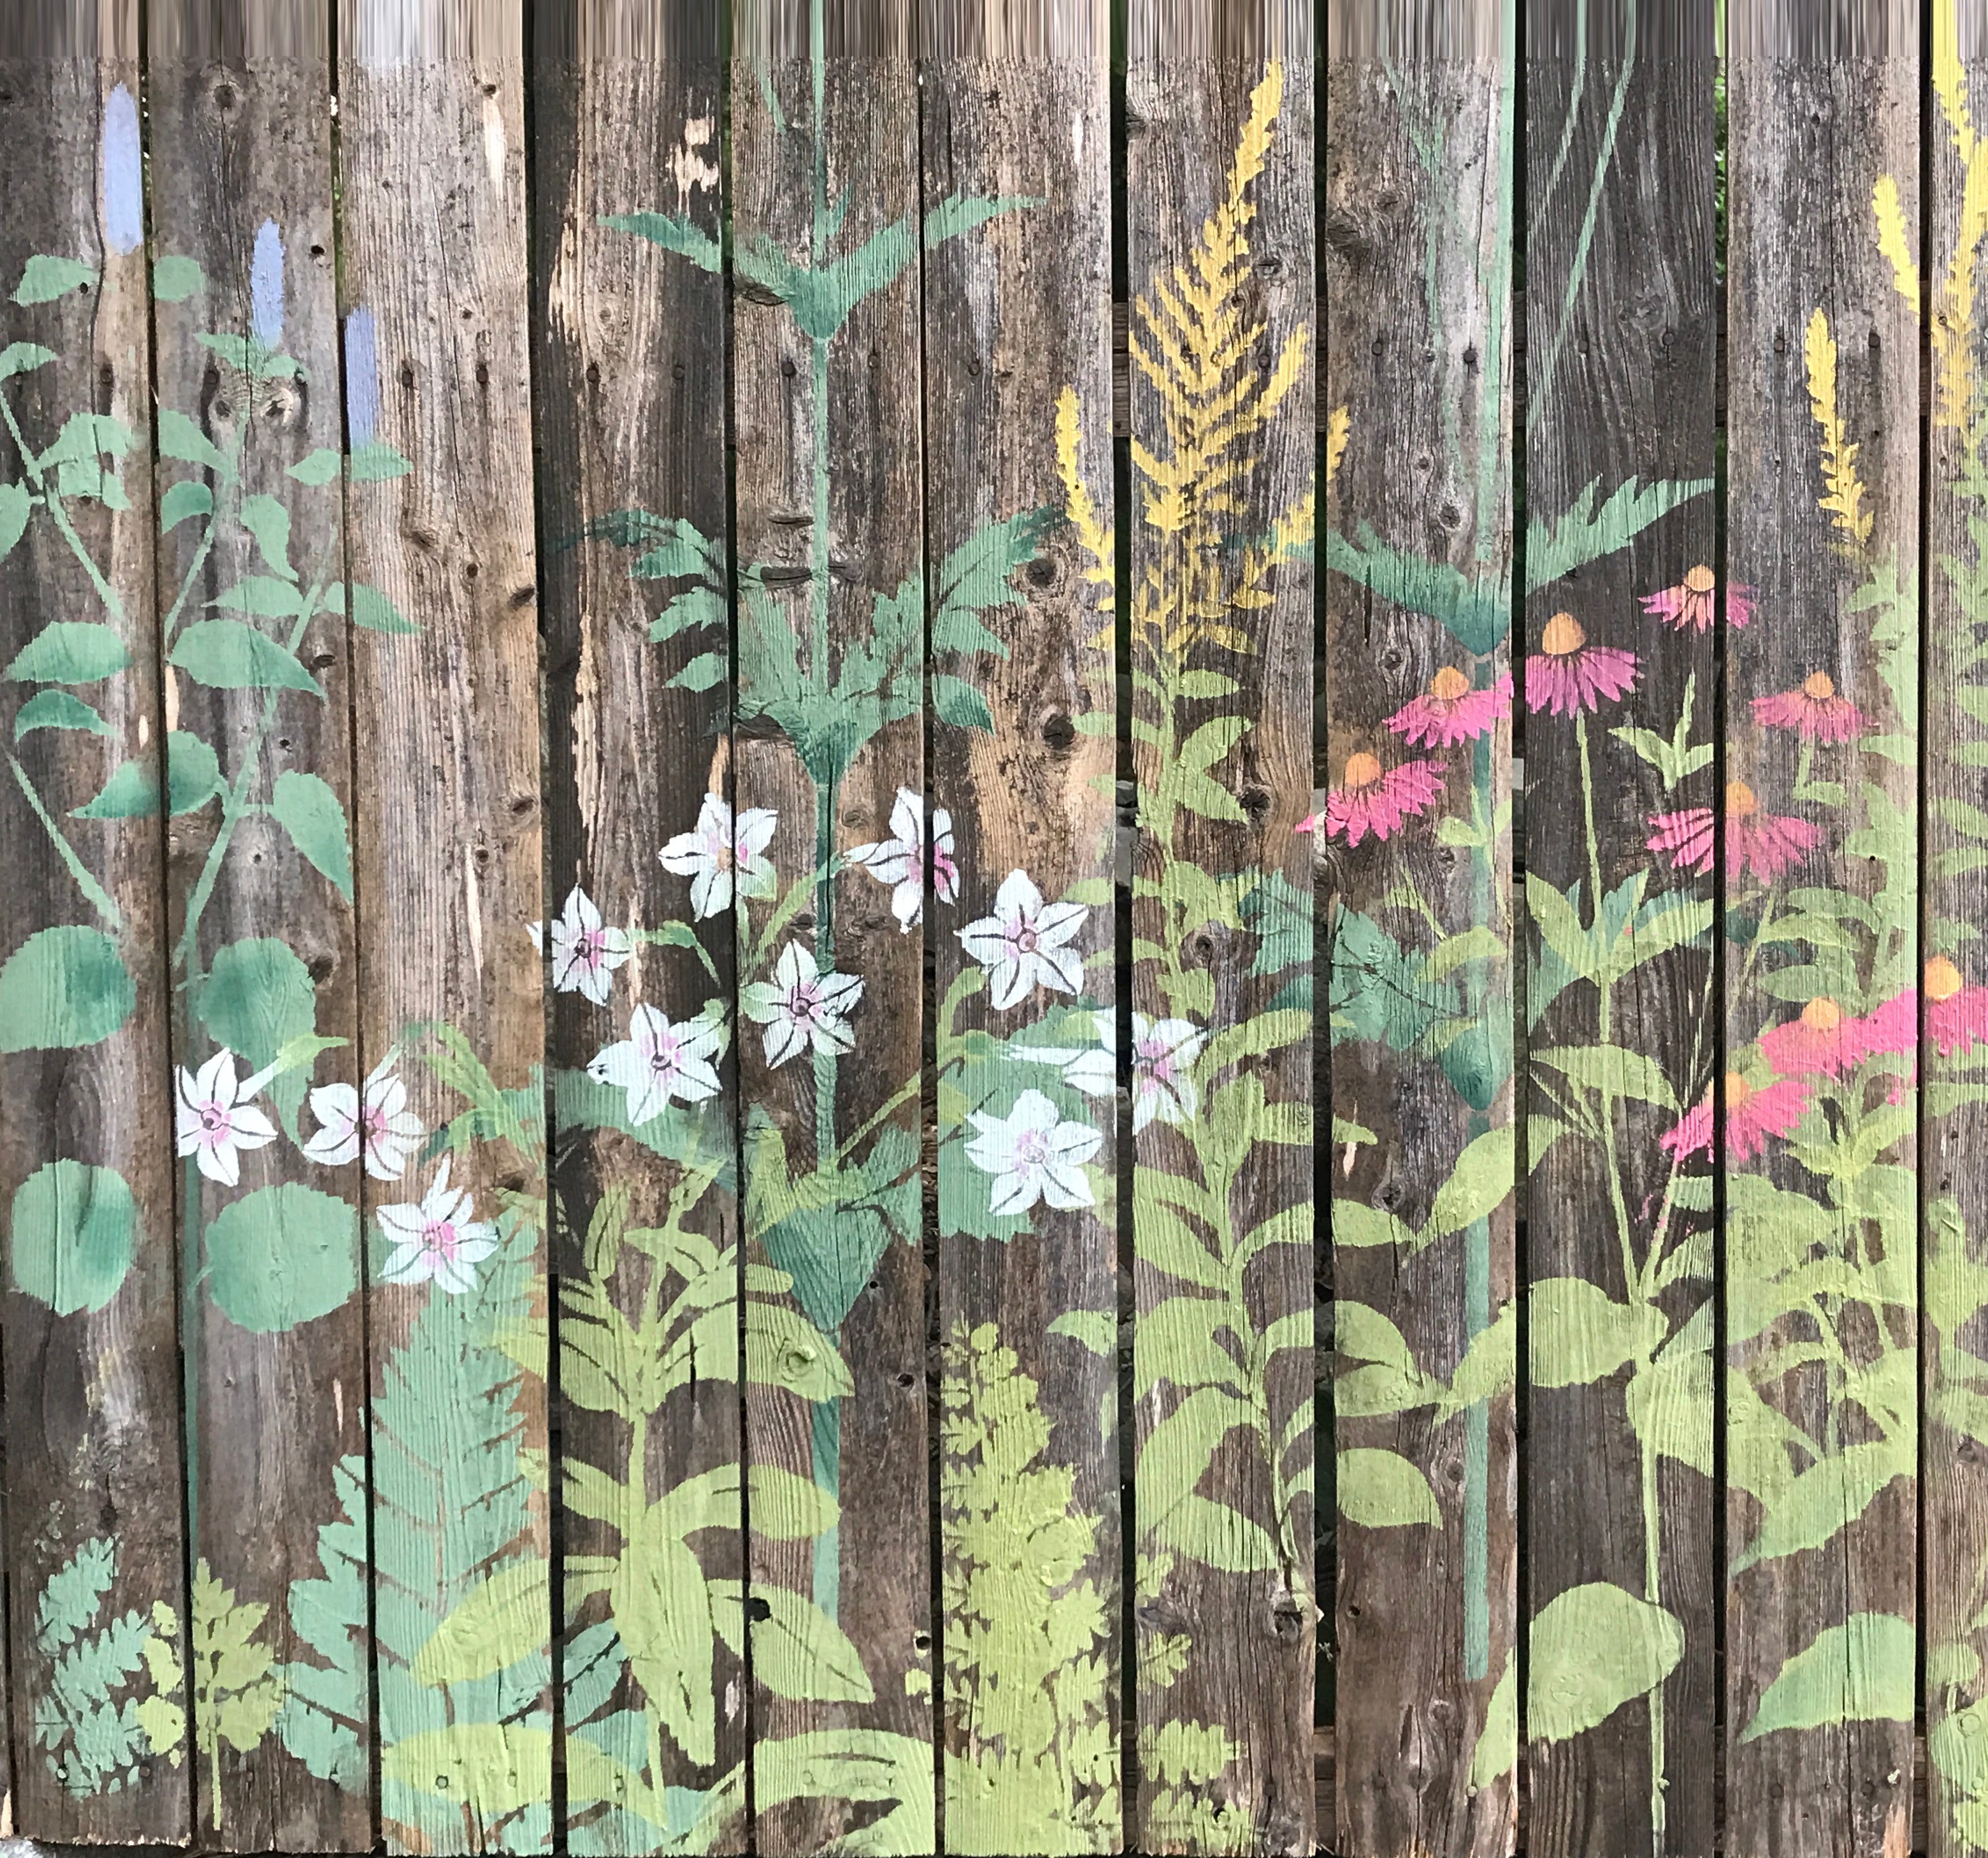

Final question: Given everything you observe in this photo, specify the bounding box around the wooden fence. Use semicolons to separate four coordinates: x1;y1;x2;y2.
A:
0;1;1980;1854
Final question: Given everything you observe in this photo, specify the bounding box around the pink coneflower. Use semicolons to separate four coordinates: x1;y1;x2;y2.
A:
1641;564;1755;634
1661;1071;1810;1164
1387;666;1513;749
1761;996;1867;1079
1646;781;1820;883
1752;670;1868;743
1929;956;1988;1057
1526;612;1639;716
1322;752;1445;847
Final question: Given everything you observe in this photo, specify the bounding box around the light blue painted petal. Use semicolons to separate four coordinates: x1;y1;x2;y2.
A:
250;219;285;349
343;307;376;448
100;85;143;255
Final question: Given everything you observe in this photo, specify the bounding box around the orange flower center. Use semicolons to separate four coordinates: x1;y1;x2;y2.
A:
1723;1071;1754;1111
1725;780;1759;818
1541;612;1586;656
1802;671;1837;702
1683;564;1716;595
1800;997;1841;1032
1343;752;1383;791
1429;666;1471;702
1927;955;1965;1002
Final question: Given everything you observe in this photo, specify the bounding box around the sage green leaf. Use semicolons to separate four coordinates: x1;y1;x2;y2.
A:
1740;1613;1914;1741
0;341;56;378
712;1579;875;1705
210;574;305;619
932;673;993;731
239;494;295;579
1325;523;1508;653
38;411;132;468
0;927;134;1051
1529;1277;1663;1388
1731;1440;1908;1572
599;210;723;272
410;1560;549;1687
347;441;410;483
380;1723;552;1820
1529;1582;1684;1743
14;255;95;305
650;585;725;643
195;937;315;1069
1526;476;1713;592
668;651;729;693
7;1159;135;1313
271;771;352;901
70;757;158;819
286;448;342;486
159;478;213;528
151;255;205;302
1338;1448;1442;1529
171;619;322;695
166;731;222;813
1421;1125;1514;1245
0;480;28;564
14;690;111;740
347;583;418;634
5;620;130;685
1471;1656;1517;1790
205;1184;357;1333
156;407;231;477
930;509;1053;656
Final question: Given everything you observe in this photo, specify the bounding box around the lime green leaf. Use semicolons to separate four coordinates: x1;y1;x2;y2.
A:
1731;1440;1908;1572
410;1559;549;1687
1741;1613;1914;1741
14;690;111;740
1529;1582;1684;1742
1533;1043;1680;1111
1157;1492;1281;1573
1421;1125;1514;1245
0;927;134;1051
7;1159;135;1313
1529;1277;1663;1387
1471;1656;1517;1790
206;1184;357;1333
613;1534;715;1764
271;771;352;901
715;1579;875;1705
1338;1447;1442;1529
6;620;130;685
171;619;322;695
750;1465;840;1542
380;1723;551;1820
1047;1310;1116;1357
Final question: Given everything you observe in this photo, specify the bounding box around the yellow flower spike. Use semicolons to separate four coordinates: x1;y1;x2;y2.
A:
1325;405;1350;490
1803;308;1872;555
1872;176;1921;315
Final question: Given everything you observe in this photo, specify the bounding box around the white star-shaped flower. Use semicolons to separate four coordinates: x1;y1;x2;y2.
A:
527;886;632;1005
174;1049;278;1187
957;870;1088;1009
301;1045;427;1180
741;942;862;1068
587;1002;726;1125
964;1088;1102;1216
660;793;777;920
845;787;957;931
377;1156;498;1296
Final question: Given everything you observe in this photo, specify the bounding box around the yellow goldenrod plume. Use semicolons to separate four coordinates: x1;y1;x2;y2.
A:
1055;384;1115;611
1325;405;1350;490
1872;176;1920;316
1803;308;1872;556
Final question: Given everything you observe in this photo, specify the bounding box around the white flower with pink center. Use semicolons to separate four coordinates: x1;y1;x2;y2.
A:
965;1088;1102;1216
301;1046;426;1181
742;942;862;1068
174;1048;278;1187
528;886;631;1006
377;1156;498;1295
845;787;956;931
660;793;777;920
1129;1014;1205;1132
957;870;1088;1009
588;1002;726;1124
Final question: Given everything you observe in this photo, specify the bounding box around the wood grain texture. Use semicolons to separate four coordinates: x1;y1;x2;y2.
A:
921;12;1122;1853
533;2;745;1844
1126;11;1316;1852
1927;11;1988;1857
339;8;550;1852
729;12;933;1851
0;19;190;1844
1323;9;1518;1855
146;5;369;1843
1724;6;1918;1856
1522;7;1718;1854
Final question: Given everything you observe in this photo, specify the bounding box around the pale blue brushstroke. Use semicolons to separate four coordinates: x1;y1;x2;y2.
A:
250;219;284;350
100;85;142;255
344;307;377;448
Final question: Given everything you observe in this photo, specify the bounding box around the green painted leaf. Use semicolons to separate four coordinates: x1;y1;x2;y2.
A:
206;1184;357;1333
1529;1582;1684;1743
210;574;305;619
1741;1613;1914;1741
1471;1656;1517;1790
1048;1309;1116;1356
380;1723;552;1820
167;731;222;813
239;494;295;579
669;651;728;693
613;1533;716;1765
932;673;993;731
1332;1200;1411;1249
0;927;134;1051
1438;1302;1517;1418
749;1466;839;1542
600;211;723;272
0;480;29;565
347;441;410;483
271;771;353;901
1626;1330;1714;1477
1325;523;1508;653
5;621;130;685
1526;477;1714;592
1532;1042;1680;1112
0;341;57;379
171;619;322;695
38;412;132;469
7;1160;136;1313
746;1301;855;1402
410;1560;550;1687
159;478;213;528
930;508;1054;657
346;583;417;634
70;757;158;819
1338;1448;1442;1529
713;1579;875;1705
286;448;342;486
1731;1440;1908;1572
14;255;95;305
1157;1491;1281;1574
14;690;111;740
1529;1277;1664;1388
1421;1125;1514;1245
151;255;206;302
156;407;232;477
195;937;316;1070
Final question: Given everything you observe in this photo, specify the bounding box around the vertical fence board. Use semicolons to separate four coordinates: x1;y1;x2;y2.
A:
0;11;190;1842
1928;7;1988;1857
729;7;933;1850
1322;8;1518;1854
145;4;371;1844
1521;6;1719;1855
1724;6;1918;1857
920;7;1122;1853
533;3;746;1848
339;8;550;1852
1125;7;1317;1852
